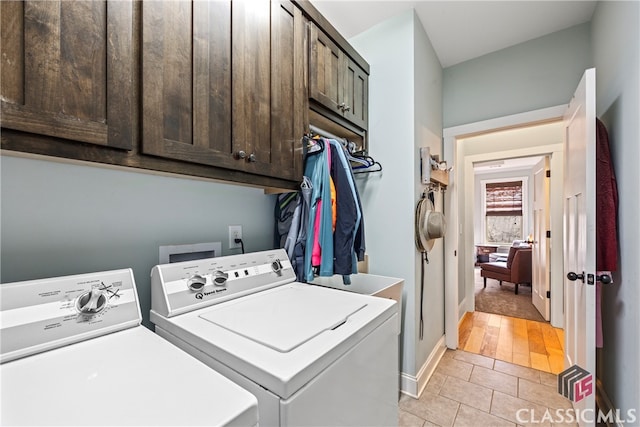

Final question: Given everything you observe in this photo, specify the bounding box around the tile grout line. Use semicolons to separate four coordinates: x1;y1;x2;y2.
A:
411;352;563;427
451;396;462;427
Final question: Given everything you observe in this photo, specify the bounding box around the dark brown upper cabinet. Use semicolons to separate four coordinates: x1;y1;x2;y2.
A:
309;23;368;131
0;1;135;150
342;56;368;131
142;0;307;181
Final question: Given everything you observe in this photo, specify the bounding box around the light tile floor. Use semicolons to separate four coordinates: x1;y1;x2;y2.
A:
399;349;576;427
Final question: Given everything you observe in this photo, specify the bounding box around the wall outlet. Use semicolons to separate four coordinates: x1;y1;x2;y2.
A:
228;225;242;249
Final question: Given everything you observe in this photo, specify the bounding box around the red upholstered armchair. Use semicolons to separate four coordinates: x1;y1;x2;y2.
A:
480;247;532;294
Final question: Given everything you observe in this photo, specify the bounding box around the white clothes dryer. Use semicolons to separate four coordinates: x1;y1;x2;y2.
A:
0;268;258;426
150;249;399;427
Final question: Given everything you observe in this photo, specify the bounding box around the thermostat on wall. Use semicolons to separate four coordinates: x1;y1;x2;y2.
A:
159;241;222;264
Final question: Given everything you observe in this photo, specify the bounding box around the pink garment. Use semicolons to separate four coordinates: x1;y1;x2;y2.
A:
596;282;602;347
311;151;332;267
311;199;323;266
595;119;619;348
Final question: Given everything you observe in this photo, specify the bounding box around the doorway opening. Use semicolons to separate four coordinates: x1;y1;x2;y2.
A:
461;150;565;374
473;156;542;321
442;105;567;373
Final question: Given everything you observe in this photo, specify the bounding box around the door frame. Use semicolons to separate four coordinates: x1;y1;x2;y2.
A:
443;105;566;349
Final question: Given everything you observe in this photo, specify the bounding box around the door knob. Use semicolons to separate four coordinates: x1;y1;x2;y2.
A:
236;150;246;160
567;271;585;282
343;105;351;112
596;274;612;284
248;153;257;162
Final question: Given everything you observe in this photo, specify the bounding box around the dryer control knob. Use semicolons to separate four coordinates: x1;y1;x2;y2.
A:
213;270;229;286
187;274;207;292
271;259;283;275
76;288;108;314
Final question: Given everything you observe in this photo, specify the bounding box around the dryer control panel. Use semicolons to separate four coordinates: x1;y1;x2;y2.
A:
0;269;141;363
151;249;295;317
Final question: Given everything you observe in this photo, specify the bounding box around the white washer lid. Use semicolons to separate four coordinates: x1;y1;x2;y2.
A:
199;285;366;352
0;326;258;426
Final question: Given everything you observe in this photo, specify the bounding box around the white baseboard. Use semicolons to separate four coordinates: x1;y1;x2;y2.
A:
400;335;446;398
458;300;467;325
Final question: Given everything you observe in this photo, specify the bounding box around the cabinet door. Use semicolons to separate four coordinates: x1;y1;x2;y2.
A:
230;0;271;175
342;57;368;130
309;23;368;131
142;1;236;170
266;1;307;180
309;23;342;115
143;0;305;181
233;0;306;180
234;0;306;180
0;1;134;149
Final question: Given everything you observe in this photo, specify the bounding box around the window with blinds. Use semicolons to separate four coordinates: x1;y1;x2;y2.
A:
485;180;523;243
485;181;523;216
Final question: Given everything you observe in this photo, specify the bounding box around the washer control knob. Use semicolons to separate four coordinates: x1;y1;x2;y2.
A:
77;288;107;314
187;274;207;292
213;270;229;286
271;259;283;275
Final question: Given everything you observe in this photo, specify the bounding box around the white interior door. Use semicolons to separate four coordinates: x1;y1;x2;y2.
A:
563;68;596;425
532;156;550;320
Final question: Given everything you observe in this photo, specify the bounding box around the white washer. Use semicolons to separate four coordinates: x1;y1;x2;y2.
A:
0;269;258;426
150;249;399;426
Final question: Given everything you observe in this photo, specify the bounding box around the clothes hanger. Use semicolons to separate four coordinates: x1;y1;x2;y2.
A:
347;154;372;168
351;153;375;168
352;161;382;174
304;135;324;154
306;125;383;173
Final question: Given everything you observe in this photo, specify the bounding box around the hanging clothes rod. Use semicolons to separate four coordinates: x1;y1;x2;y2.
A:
308;124;382;175
309;125;345;142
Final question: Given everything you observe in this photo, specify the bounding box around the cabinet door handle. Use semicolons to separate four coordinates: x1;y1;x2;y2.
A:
343;105;351;112
338;102;346;111
236;150;246;159
248;153;257;162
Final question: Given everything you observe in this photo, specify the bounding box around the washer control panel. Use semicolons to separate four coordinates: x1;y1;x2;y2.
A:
151;249;295;317
0;269;141;363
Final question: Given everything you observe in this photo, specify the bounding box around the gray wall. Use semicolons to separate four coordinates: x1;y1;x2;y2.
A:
351;9;444;379
592;0;640;415
443;23;592;128
413;10;445;374
443;26;591;311
0;155;275;327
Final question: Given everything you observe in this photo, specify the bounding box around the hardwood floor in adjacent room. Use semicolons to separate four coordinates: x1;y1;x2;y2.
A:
458;311;565;374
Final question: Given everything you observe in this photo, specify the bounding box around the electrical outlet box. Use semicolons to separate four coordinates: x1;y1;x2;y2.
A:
228;225;242;249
